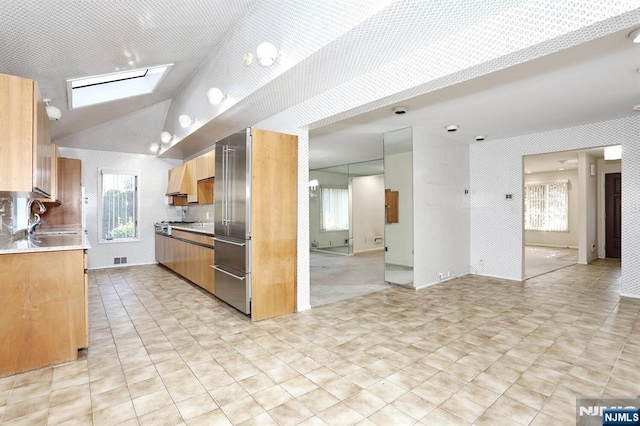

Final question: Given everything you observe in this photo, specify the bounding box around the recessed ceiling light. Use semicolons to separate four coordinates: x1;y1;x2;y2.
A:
446;125;458;132
628;27;640;43
474;135;485;141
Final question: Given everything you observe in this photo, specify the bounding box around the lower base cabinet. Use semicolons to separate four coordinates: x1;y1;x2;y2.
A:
0;249;87;377
155;233;214;294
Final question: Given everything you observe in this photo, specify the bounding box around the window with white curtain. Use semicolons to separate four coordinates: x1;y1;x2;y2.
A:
99;169;139;242
320;186;349;231
524;181;569;232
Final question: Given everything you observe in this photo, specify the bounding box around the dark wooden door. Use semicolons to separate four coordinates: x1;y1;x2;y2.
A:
605;173;621;259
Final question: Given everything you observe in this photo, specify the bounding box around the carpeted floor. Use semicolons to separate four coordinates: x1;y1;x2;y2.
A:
310;250;388;307
524;246;578;279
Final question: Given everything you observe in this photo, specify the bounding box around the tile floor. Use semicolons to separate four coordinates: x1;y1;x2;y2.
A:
1;259;638;425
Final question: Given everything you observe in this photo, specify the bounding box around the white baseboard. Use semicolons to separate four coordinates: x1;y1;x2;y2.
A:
525;243;578;249
620;292;640;300
474;273;524;282
353;247;384;254
88;261;158;271
297;304;311;312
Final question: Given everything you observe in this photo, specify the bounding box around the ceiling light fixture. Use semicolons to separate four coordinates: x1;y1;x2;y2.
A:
628;27;640;43
604;145;622;160
160;131;175;144
446;125;458;132
43;99;62;121
243;52;253;66
256;42;280;67
206;87;227;105
178;114;196;128
474;135;486;141
150;143;160;153
632;104;640;112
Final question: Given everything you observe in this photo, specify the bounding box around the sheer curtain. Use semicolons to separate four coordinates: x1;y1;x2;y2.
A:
524;181;568;232
320;187;349;231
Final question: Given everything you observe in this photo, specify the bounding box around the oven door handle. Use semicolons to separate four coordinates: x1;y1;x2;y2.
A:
211;265;246;280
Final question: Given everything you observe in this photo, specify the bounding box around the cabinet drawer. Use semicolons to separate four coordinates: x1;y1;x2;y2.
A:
171;229;214;246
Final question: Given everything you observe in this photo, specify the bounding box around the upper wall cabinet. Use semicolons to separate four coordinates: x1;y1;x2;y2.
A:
196;150;215;181
0;73;52;197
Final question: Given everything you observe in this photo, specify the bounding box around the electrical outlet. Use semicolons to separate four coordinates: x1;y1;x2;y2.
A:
206;212;210;220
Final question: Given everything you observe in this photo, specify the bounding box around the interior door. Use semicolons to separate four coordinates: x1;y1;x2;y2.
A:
605;173;621;259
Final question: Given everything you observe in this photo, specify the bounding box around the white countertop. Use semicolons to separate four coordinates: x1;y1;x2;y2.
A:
0;231;91;255
170;224;215;236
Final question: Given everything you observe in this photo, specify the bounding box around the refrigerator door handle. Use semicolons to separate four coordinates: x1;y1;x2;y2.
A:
211;265;246;280
212;237;245;247
224;145;233;226
222;145;228;226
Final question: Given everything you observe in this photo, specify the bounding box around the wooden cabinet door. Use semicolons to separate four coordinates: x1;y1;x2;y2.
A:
33;82;51;197
196;150;215;181
187;159;198;203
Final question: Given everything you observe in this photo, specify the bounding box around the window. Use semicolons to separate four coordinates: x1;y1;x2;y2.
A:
320;187;349;231
524;181;568;232
99;170;139;242
67;64;172;109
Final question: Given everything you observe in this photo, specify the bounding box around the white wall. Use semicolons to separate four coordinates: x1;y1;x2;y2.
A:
384;151;414;267
413;128;470;288
597;159;621;258
578;153;598;264
470;116;640;299
524;170;578;248
351;175;384;253
59;147;181;269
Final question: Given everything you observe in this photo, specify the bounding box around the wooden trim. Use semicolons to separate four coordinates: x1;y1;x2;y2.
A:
196;150;215;181
171;229;215;246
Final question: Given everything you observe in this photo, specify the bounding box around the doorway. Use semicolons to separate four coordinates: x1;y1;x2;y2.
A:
605;172;621;259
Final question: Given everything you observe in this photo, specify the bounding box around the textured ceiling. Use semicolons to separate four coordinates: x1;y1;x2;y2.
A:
1;0;638;163
0;0;258;146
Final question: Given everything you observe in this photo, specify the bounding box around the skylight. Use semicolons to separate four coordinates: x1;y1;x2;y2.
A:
66;64;173;109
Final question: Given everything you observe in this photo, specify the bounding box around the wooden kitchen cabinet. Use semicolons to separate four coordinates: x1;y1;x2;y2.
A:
40;158;82;229
196;150;215;181
186;159;198;203
0;249;87;377
38;144;60;204
0;73;52;197
156;230;215;294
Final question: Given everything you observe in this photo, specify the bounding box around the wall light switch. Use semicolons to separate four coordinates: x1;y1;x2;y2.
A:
590;164;596;176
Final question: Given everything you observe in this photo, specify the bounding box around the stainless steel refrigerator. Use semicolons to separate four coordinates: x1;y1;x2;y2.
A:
212;128;252;314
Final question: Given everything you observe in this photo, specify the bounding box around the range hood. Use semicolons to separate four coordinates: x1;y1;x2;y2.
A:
166;163;188;195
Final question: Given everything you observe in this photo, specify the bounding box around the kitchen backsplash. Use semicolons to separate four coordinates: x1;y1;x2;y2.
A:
0;197;12;242
184;203;214;223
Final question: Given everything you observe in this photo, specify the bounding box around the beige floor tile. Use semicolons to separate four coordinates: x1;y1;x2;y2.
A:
209;382;250;407
343;390;387;417
318;402;364;426
90;386;132;412
92;400;137;426
280;374;318;398
46;395;92;425
132;388;174;417
297;388;341;414
128;376;166;399
253;385;294;410
166;378;206;402
389;390;435;420
268;400;314;426
486;395;539;425
137;403;183;426
2;395;49;423
420;407;471;425
176;393;218;420
219;395;265;424
185;408;232;426
237;411;279;426
0;409;48;426
410;381;453;405
365;380;407;403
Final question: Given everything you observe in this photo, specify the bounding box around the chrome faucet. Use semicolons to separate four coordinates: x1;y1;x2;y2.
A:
27;199;47;235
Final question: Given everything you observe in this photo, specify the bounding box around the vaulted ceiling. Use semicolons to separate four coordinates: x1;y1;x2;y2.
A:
1;1;638;166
